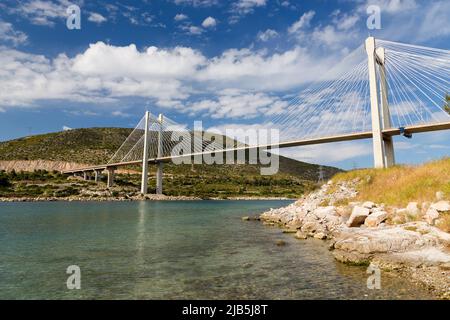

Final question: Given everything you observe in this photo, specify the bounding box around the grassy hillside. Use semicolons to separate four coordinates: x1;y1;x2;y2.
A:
332;158;450;206
0;128;342;198
0;128;132;164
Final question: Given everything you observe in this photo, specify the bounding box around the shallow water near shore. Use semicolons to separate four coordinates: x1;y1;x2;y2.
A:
0;200;433;299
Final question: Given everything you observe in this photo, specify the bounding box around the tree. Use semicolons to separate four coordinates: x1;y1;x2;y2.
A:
0;176;11;188
445;94;450;115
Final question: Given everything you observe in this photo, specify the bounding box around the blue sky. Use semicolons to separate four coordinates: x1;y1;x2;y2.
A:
0;0;449;169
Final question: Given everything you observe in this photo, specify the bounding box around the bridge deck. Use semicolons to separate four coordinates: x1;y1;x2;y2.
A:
63;121;450;174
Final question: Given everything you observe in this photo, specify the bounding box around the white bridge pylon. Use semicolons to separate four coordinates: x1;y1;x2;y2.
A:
63;37;450;195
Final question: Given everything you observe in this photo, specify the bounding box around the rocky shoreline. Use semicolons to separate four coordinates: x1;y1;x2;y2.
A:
257;179;450;299
0;195;293;202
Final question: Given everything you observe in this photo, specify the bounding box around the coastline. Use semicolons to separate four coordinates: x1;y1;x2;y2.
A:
255;179;450;299
0;195;295;202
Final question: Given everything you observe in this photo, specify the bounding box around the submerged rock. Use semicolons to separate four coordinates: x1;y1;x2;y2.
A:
295;230;308;240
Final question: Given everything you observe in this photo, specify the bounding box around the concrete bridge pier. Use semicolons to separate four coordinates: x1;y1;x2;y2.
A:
156;114;164;195
376;46;395;167
366;37;395;169
140;111;150;194
107;167;116;188
83;171;88;181
156;162;163;195
94;169;102;183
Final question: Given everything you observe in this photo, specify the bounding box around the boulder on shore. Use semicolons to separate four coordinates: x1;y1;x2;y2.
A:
364;211;388;228
424;208;440;225
346;206;370;227
431;201;450;212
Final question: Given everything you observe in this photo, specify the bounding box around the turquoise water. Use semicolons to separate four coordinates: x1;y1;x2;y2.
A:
0;201;433;299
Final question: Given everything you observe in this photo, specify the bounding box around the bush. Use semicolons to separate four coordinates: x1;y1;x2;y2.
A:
0;175;11;188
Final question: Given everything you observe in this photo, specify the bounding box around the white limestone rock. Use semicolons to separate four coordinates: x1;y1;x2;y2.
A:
362;201;376;209
364;211;388;228
430;201;450;212
424;208;440;225
406;202;420;217
346;206;370;227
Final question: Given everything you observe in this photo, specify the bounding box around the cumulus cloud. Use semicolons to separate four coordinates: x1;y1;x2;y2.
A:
0;39;340;113
0;43;205;107
197;47;334;91
257;29;279;42
174;13;188;21
88;12;107;24
202;16;217;28
186;25;204;35
187;89;288;119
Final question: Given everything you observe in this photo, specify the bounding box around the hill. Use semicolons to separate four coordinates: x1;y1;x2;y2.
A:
332;158;450;207
0;128;342;198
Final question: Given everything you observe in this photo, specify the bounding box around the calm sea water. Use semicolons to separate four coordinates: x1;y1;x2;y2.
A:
0;201;433;300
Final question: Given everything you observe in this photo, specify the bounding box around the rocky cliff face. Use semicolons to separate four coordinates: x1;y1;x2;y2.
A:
0;160;88;172
259;179;450;298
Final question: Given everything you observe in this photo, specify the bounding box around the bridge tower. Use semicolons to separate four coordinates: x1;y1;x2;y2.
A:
365;37;395;168
156;114;164;195
140;111;150;194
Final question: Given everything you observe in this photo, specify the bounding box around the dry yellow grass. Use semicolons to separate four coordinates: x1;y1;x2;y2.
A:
332;158;450;207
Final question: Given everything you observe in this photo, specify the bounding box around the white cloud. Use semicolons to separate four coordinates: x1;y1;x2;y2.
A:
232;0;267;14
202;16;217;28
197;47;334;91
187;89;288;119
331;11;359;31
279;141;372;163
288;11;315;34
173;0;218;7
364;0;418;13
71;42;205;79
63;125;72;131
174;13;189;21
0;43;205;108
230;0;267;23
112;111;131;117
0;40;341;112
288;10;360;51
0;21;28;46
88;12;107;24
257;29;279;42
187;25;204;35
8;0;83;27
415;1;450;41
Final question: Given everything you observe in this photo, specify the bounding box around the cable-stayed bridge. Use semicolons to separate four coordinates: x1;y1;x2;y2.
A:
63;37;450;195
